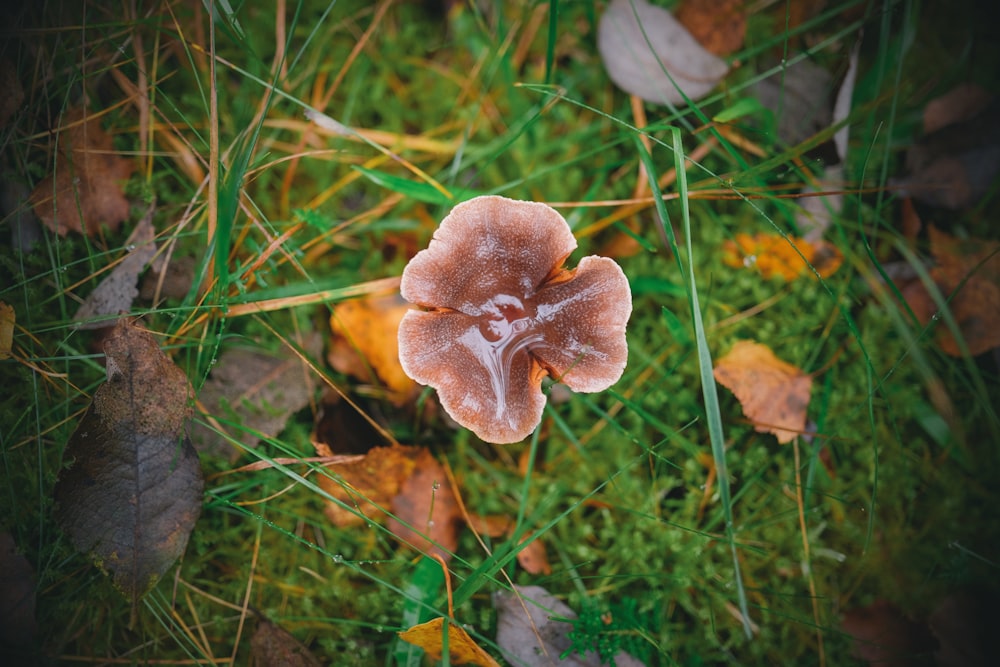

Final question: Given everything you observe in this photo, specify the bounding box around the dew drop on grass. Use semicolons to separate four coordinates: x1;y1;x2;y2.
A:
332;554;343;564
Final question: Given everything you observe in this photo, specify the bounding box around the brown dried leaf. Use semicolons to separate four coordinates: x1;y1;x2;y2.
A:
388;448;460;561
193;340;319;462
315;442;460;561
713;340;812;443
515;533;552;576
902;226;1000;356
250;616;323;667
30;107;134;236
675;0;747;56
74;203;157;328
328;294;418;405
315;444;422;527
923;83;993;135
399;617;500;667
53;319;203;603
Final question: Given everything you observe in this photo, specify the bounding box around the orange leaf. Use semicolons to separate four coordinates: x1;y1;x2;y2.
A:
927;226;1000;356
315;444;421;527
388;448;460;561
713;340;812;443
515;532;551;576
328;293;417;405
398;617;500;667
900;226;1000;356
722;232;841;281
314;444;461;561
30;107;134;236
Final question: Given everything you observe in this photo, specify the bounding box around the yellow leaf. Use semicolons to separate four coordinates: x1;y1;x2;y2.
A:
398;617;500;667
328;294;417;405
713;340;812;443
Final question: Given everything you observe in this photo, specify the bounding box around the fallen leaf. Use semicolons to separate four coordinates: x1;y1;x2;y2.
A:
30;106;135;236
315;440;461;561
675;0;747;56
467;515;551;574
73;202;157;328
597;0;728;106
515;532;552;576
315;443;422;528
192;338;320;462
0;301;13;359
902;226;1000;356
841;600;936;667
897;99;1000;210
388;448;460;561
923;83;993;135
139;255;196;302
328;293;418;405
721;231;842;280
54;319;203;603
713;340;812;444
0;531;37;647
494;585;645;667
250;615;323;667
751;56;833;148
399;617;500;667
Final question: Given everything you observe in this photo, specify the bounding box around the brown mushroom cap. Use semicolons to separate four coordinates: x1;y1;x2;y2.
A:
400;196;577;314
398;196;632;444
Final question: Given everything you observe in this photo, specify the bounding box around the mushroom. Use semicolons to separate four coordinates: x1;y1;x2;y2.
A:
398;196;632;444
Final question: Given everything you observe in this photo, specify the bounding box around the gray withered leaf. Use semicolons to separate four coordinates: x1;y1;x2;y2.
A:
54;319;203;604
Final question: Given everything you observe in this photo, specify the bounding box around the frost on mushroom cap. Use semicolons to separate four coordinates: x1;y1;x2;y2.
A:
398;195;632;444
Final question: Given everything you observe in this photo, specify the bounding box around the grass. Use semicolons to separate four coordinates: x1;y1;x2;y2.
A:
2;0;999;665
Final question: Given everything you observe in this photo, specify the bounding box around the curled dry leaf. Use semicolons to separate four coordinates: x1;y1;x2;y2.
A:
387;448;460;561
398;618;500;667
314;443;460;561
713;340;812;444
54;319;203;603
328;293;418;406
74;203;157;328
29;107;134;236
597;0;728;106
